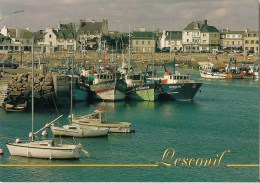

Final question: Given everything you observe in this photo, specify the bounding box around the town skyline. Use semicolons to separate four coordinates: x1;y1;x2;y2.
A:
0;0;258;32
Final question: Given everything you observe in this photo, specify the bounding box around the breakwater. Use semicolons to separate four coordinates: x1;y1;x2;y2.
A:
6;73;54;101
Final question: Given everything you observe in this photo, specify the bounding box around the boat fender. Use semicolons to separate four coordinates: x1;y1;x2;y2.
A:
15;138;21;143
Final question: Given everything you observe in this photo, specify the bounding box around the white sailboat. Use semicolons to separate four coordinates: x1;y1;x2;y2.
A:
6;42;83;159
51;55;109;137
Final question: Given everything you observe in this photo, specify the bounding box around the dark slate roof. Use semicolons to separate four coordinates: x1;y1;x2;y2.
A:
56;30;77;39
131;31;156;40
59;23;75;30
79;22;103;34
184;20;219;33
7;28;34;38
165;31;182;40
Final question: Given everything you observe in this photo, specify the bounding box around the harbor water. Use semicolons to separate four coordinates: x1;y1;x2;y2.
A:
0;70;259;182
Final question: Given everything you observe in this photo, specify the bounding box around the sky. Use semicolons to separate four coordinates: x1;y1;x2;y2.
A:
0;0;258;32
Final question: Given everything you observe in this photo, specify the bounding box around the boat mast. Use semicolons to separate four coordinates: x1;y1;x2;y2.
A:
31;36;34;141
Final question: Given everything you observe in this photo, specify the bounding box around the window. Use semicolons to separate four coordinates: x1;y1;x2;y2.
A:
148;41;150;45
251;40;254;44
187;39;189;43
203;34;206;37
232;41;235;45
245;40;249;44
49;34;52;38
238;41;240;45
187;32;189;36
142;41;145;45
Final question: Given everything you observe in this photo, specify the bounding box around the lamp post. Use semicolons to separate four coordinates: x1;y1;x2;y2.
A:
0;10;24;23
0;10;24;75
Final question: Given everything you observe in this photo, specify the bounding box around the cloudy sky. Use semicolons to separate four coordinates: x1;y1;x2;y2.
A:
0;0;258;32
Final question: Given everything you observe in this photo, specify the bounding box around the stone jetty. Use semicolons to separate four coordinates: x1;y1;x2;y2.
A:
7;73;54;100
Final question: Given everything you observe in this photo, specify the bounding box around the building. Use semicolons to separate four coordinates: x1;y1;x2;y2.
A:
243;29;259;54
78;19;109;50
131;29;156;53
182;20;220;52
160;30;182;51
43;23;77;52
220;29;244;51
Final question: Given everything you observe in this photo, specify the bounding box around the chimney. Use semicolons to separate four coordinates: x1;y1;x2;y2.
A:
204;20;207;25
16;29;20;38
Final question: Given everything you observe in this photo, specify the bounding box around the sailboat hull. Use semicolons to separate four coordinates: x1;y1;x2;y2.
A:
51;126;108;137
6;142;80;159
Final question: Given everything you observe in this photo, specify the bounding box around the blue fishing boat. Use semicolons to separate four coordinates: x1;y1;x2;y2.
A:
145;60;202;101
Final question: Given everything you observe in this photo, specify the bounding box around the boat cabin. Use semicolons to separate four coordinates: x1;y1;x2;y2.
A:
93;73;114;84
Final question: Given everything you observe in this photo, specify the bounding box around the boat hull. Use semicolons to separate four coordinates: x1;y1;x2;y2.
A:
51;126;108;137
126;83;159;101
6;142;80;159
159;82;202;101
90;80;127;101
200;71;226;79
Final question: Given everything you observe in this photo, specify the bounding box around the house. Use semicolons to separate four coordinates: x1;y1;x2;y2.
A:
131;29;156;53
182;20;220;53
220;29;244;51
44;23;77;52
160;30;182;52
0;26;36;52
243;29;259;55
78;19;109;50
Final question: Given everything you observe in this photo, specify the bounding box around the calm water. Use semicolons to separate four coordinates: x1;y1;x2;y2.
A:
0;70;259;182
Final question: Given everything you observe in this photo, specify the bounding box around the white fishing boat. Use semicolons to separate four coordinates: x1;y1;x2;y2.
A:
199;63;226;79
71;109;133;133
50;124;108;137
6;46;84;159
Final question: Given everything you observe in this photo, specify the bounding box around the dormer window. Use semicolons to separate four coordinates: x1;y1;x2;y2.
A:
194;23;199;29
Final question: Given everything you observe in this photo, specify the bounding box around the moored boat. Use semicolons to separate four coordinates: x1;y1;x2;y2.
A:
146;61;202;101
199;63;226;79
90;73;127;101
71;109;133;133
50;124;109;137
124;73;159;101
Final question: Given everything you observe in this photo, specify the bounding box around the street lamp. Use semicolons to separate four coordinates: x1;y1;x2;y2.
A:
0;10;24;22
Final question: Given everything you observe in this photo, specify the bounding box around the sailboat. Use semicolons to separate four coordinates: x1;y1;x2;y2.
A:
50;56;109;137
6;43;83;159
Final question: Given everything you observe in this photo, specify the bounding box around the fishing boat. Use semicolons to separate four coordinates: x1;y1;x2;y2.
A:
225;58;244;79
145;60;202;101
124;73;159;101
252;59;259;79
71;109;133;133
6;48;83;159
68;75;90;101
90;72;127;101
199;63;226;79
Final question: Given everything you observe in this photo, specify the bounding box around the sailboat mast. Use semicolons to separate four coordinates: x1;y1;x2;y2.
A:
70;54;74;124
31;37;34;141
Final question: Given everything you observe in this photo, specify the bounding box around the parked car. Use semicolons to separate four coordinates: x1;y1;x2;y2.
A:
0;61;19;69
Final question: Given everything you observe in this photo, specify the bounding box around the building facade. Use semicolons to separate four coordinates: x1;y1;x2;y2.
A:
182;20;220;53
243;30;259;54
131;30;156;53
220;29;244;51
160;30;182;51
